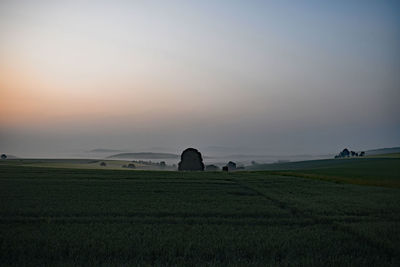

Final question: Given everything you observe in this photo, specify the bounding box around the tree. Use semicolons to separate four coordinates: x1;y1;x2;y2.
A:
340;148;350;157
227;161;236;171
1;154;6;160
178;148;205;171
127;163;136;169
350;151;356;157
159;161;166;168
100;162;106;167
334;148;351;158
359;151;365;157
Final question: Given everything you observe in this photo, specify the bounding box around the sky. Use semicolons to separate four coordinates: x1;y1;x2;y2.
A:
1;0;399;157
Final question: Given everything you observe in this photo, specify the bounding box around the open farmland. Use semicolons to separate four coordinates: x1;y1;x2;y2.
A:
248;156;400;188
0;162;399;266
0;158;174;171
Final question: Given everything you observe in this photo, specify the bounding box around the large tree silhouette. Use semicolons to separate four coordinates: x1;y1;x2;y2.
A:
178;148;205;171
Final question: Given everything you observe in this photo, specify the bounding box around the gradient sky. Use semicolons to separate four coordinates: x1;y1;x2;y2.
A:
1;0;399;157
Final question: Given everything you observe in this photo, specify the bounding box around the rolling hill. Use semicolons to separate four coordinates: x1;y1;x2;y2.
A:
366;146;400;155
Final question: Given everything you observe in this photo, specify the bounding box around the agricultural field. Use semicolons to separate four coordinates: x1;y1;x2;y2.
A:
248;155;400;188
1;158;173;171
0;159;399;266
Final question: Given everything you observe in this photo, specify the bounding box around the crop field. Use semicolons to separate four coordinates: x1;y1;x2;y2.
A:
0;161;399;266
248;156;400;188
0;158;168;171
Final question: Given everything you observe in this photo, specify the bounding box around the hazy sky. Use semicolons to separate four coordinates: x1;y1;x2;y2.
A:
1;0;399;157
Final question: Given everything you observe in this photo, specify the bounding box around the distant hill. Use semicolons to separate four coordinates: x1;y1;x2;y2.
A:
246;157;399;171
108;152;179;159
247;158;345;171
366;153;400;159
89;148;125;153
366;147;400;155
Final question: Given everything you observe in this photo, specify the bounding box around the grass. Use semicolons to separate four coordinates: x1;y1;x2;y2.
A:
0;158;169;171
366;153;400;159
0;162;399;266
248;157;400;188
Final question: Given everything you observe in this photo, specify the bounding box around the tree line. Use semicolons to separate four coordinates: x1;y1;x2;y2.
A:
334;148;365;158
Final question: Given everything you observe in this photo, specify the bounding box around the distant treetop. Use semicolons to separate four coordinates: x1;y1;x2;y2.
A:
335;148;364;159
178;148;205;171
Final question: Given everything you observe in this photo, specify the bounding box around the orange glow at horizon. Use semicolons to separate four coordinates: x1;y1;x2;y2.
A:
1;64;127;126
0;60;206;128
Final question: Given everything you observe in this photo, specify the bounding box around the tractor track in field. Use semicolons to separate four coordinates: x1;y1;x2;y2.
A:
229;175;400;259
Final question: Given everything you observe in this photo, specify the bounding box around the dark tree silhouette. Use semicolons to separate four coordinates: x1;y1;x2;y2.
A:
178;148;205;171
205;164;219;171
340;148;350;157
334;148;363;158
222;166;228;172
160;161;166;168
227;161;237;171
100;162;106;167
1;154;6;160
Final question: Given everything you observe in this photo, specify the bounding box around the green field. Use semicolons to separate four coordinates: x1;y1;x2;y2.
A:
248;156;400;188
0;160;399;266
0;158;173;171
